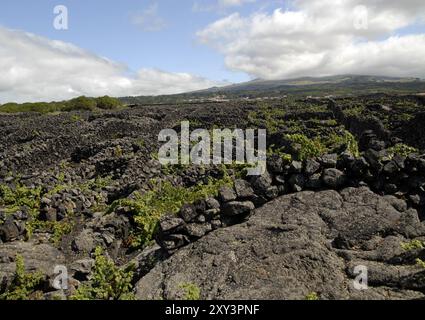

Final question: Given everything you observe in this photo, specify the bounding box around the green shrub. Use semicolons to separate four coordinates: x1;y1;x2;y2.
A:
284;130;359;161
95;96;122;110
0;102;64;114
114;146;123;157
64;96;97;111
286;134;326;161
109;177;232;248
395;113;414;122
401;239;424;251
387;143;418;158
247;111;261;126
0;96;122;114
248;104;286;133
268;146;292;164
0;103;20;113
0;255;44;300
70;114;83;122
341;131;360;157
416;259;425;268
400;241;425;268
25;220;74;246
0;183;42;215
71;247;135;300
219;162;257;179
324;130;360;157
305;292;319;300
284;120;304;134
0;181;80;243
78;176;113;193
179;283;201;300
135;138;145;148
343;106;365;117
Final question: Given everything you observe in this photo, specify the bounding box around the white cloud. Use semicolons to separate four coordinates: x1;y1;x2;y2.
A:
197;0;425;79
0;27;223;103
130;3;167;32
218;0;256;8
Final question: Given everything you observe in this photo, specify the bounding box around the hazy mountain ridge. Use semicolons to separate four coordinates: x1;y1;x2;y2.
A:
203;75;423;92
120;75;425;105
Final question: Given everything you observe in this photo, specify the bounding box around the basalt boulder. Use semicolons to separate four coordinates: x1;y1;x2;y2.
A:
135;187;425;300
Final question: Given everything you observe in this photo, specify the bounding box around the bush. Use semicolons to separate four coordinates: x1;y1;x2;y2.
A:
95;96;122;110
401;239;424;251
0;103;20;113
387;143;418;158
343;105;365;118
284;130;360;161
268;146;292;164
0;182;73;243
400;241;425;268
0;183;42;215
416;259;425;268
26;220;74;246
305;292;319;300
286;134;326;161
109;177;232;248
71;114;83;122
0;96;121;114
64;96;97;111
71;247;135;300
179;283;201;300
0;102;64;114
0;255;44;300
248;103;286;133
324;130;360;157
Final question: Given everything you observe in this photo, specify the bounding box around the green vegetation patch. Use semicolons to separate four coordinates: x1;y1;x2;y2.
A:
71;247;135;300
323;130;360;157
95;96;123;110
0;177;111;243
401;239;425;251
416;259;425;269
109;177;233;248
0;96;122;114
26;219;74;246
0;182;73;243
342;106;365;118
286;134;326;161
387;143;419;159
0;254;44;300
305;292;320;300
285;129;360;161
179;283;201;300
248;103;286;133
400;241;425;268
0;183;42;216
268;145;293;164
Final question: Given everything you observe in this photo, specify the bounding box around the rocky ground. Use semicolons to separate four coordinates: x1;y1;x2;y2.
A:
1;94;425;300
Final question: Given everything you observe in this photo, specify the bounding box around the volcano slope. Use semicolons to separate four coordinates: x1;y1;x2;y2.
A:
0;94;425;300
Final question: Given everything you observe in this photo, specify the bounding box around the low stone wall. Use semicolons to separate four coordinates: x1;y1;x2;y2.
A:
157;145;425;253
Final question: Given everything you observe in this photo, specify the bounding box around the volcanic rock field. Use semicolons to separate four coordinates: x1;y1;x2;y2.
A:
1;94;425;300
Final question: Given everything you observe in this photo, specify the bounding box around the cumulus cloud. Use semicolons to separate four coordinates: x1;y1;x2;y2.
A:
197;0;425;79
130;3;167;32
0;27;222;103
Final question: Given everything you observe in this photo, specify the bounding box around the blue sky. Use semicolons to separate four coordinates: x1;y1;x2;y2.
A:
0;0;424;102
0;0;278;83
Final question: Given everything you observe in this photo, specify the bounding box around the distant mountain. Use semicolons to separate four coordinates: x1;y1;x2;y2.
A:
197;75;423;94
120;75;425;105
